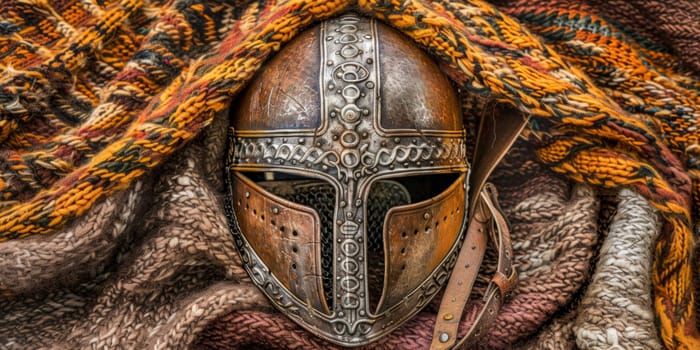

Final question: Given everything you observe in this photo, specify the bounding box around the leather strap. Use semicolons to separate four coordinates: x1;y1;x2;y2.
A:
455;184;517;349
469;108;529;214
430;108;527;350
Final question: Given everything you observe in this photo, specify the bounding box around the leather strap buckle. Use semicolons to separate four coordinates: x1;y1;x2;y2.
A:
490;269;518;299
430;107;527;350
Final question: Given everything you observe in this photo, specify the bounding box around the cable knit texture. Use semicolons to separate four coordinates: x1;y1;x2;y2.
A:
1;0;699;349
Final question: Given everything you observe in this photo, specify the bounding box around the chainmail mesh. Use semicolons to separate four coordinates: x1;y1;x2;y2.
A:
264;180;410;309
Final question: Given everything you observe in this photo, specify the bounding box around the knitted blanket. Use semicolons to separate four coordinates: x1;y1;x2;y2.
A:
1;0;699;349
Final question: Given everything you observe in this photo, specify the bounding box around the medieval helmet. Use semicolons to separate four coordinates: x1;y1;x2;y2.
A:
225;13;469;346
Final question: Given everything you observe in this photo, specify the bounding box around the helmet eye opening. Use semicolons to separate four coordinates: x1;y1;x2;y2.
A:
390;173;461;203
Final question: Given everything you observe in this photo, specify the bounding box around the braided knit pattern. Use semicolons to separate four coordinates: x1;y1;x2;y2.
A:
575;0;700;75
574;188;663;349
1;0;700;348
513;308;578;350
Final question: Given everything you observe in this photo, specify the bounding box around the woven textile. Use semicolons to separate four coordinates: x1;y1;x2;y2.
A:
1;0;700;349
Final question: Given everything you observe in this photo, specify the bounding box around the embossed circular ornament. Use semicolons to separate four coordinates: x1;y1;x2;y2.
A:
334;62;369;83
338;23;358;34
342;259;360;274
341;239;360;257
342;85;361;102
340;104;362;124
340;130;360;148
338;33;359;44
340;44;360;58
340;276;361;292
340;149;360;168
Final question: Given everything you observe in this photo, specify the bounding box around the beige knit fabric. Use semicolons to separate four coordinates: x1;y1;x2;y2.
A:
0;114;271;349
515;189;663;350
575;188;663;350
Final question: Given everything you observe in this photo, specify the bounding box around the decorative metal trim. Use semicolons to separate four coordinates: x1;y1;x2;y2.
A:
225;13;470;346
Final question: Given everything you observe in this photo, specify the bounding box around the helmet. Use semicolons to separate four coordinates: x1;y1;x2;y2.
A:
224;12;468;346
